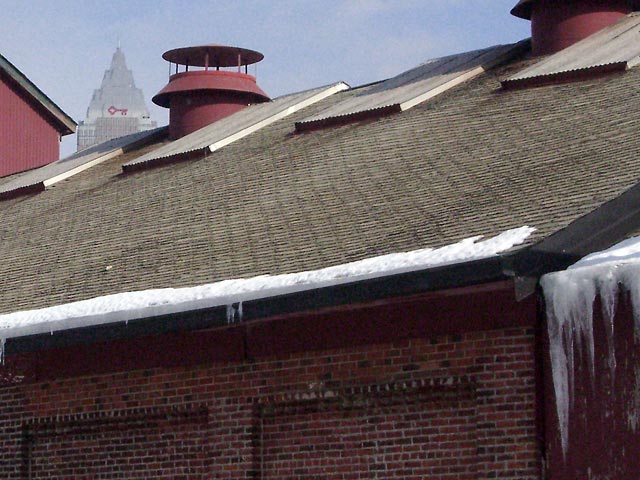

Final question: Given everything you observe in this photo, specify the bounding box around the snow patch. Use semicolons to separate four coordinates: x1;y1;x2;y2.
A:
0;226;535;361
541;235;640;457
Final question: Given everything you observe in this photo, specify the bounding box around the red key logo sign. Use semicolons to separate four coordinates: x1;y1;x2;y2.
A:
107;105;128;116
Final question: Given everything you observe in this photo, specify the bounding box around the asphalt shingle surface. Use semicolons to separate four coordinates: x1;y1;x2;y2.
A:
2;51;640;314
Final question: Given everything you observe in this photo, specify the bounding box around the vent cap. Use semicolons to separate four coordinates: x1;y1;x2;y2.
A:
154;44;270;140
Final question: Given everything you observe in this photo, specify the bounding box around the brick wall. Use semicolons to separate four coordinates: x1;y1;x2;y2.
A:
0;327;540;479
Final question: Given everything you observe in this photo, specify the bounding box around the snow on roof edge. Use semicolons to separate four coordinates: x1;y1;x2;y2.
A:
0;226;535;356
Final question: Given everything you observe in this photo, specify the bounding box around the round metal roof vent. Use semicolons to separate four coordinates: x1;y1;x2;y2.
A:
154;44;270;140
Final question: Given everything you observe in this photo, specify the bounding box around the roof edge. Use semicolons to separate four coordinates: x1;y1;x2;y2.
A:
296;40;530;133
0;181;45;201
0;126;169;200
122;146;207;174
506;177;640;279
0;54;76;135
295;104;402;133
3;256;510;355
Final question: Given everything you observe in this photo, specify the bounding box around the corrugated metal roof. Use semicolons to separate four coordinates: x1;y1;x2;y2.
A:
123;82;349;172
0;54;76;135
504;13;640;87
0;127;166;200
295;41;527;132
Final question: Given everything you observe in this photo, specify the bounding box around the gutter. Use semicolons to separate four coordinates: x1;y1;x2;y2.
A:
502;175;640;298
10;185;639;355
4;255;509;355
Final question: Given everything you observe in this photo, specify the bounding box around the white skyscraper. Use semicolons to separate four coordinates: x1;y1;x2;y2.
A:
77;47;156;151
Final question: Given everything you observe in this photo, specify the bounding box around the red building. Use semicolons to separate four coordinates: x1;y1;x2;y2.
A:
1;1;640;478
0;54;75;177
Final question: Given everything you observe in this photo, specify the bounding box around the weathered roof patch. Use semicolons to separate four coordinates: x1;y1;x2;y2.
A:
0;127;167;200
503;13;640;89
295;41;528;132
123;82;348;173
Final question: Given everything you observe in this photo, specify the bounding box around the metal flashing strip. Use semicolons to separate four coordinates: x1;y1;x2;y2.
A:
0;127;167;201
296;41;528;133
122;82;349;173
503;13;640;89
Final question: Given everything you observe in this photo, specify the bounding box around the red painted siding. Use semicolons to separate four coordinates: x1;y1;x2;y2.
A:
0;74;60;177
544;292;640;478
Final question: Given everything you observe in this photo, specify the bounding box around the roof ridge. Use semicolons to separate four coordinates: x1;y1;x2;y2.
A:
122;82;349;173
296;40;529;132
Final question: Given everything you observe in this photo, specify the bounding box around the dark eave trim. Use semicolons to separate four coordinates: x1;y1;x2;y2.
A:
0;182;45;201
0;54;76;135
4;256;508;354
506;178;640;279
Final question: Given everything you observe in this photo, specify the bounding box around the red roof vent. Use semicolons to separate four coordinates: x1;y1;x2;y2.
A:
153;44;270;140
512;0;639;56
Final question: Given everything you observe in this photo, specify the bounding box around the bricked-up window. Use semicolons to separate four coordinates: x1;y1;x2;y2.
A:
257;381;476;479
23;406;208;479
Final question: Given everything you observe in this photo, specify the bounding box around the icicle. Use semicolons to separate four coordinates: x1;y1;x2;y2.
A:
542;260;640;459
0;338;5;365
566;324;576;412
573;277;596;381
541;269;598;458
543;277;571;458
238;301;243;322
629;365;640;432
541;238;640;460
598;271;618;376
625;270;640;343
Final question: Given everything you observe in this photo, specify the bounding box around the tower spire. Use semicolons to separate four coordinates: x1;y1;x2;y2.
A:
77;46;157;151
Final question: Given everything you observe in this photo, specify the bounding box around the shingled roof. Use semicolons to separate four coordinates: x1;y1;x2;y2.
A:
2;34;640;319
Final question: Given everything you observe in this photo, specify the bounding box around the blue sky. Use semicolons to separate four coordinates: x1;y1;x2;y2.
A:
2;1;530;157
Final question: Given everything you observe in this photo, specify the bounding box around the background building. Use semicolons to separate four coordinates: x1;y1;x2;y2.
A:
76;47;156;151
0;54;75;177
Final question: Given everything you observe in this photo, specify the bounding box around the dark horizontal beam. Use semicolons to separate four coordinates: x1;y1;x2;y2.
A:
507;179;640;278
5;256;508;355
